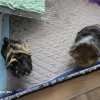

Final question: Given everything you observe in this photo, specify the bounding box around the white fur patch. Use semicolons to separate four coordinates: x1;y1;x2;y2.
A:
75;36;93;46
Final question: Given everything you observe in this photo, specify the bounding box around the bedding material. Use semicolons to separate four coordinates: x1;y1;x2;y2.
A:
0;0;45;13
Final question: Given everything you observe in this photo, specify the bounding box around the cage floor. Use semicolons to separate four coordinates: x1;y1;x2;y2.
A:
1;0;100;99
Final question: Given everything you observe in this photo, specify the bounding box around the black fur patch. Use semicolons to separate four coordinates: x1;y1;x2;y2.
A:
1;37;32;78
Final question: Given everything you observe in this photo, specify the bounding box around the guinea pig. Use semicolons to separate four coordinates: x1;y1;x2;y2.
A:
69;25;100;67
1;37;32;78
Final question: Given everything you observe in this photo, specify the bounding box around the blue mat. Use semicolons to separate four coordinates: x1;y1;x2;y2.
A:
0;14;9;97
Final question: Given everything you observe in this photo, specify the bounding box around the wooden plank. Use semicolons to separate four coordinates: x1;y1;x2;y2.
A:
86;87;100;100
70;94;88;100
18;70;100;100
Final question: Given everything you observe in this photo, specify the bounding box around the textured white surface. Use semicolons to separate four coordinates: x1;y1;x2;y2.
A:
7;0;100;90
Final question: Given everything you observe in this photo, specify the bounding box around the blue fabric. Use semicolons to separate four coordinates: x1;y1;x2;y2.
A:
0;56;6;92
1;62;100;99
0;14;9;96
1;14;9;45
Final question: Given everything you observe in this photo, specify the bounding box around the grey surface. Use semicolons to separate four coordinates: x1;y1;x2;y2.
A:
7;0;100;90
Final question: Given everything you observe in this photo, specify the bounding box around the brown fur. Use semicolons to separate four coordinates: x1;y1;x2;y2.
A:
70;25;100;67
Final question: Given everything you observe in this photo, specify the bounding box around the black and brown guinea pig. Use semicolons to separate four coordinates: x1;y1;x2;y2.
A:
69;25;100;67
1;37;32;78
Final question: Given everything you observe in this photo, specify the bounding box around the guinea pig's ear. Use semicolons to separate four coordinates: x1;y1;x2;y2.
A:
3;37;10;45
4;37;9;42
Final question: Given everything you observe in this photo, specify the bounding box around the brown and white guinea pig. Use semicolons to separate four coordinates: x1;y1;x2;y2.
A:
69;25;100;67
1;37;32;78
